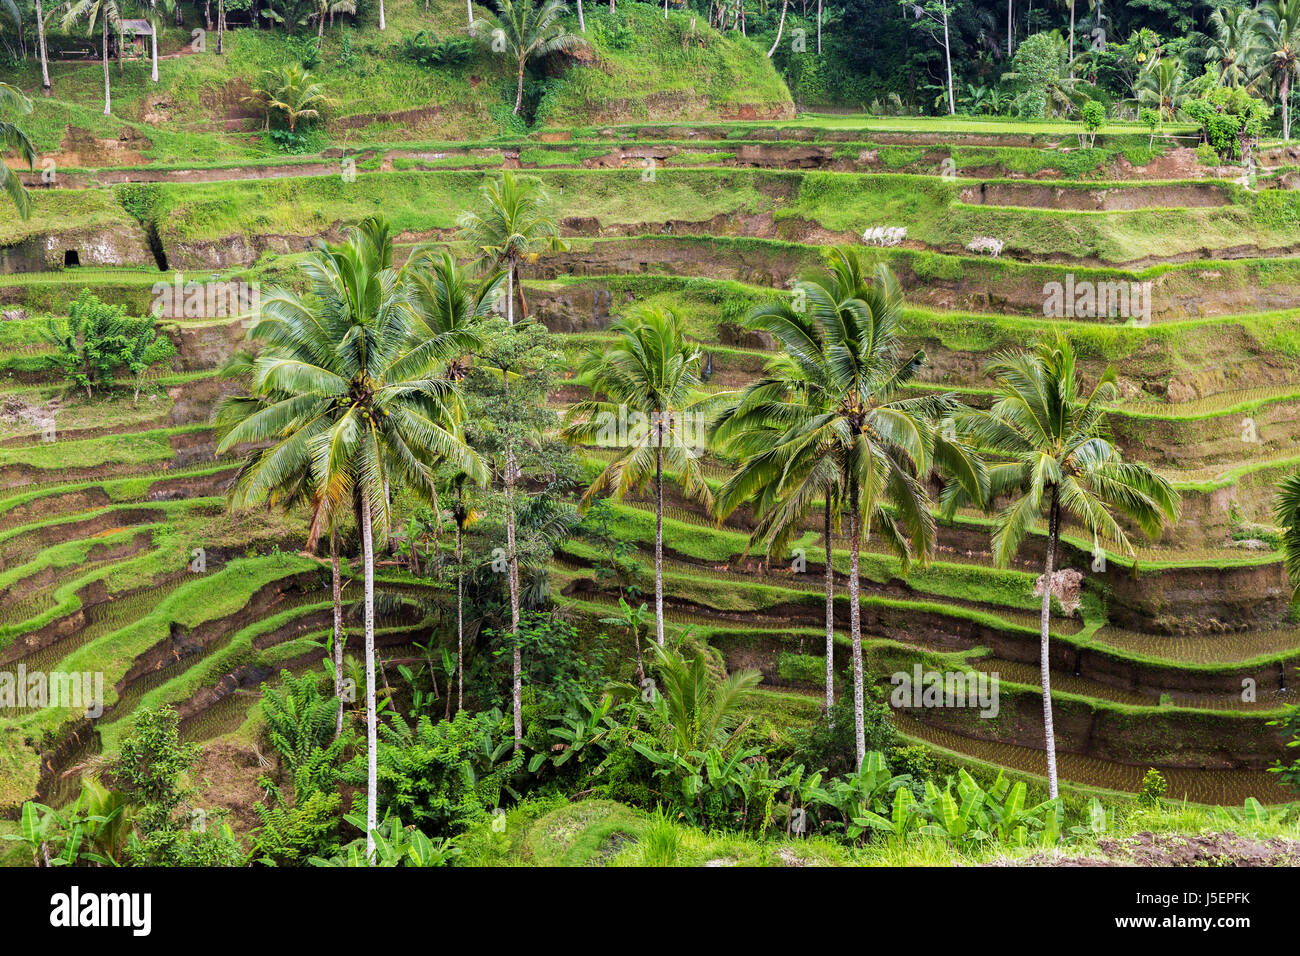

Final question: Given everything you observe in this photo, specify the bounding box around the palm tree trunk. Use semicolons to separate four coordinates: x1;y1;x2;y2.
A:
102;18;111;116
219;0;225;52
455;523;464;713
577;0;585;31
503;370;522;746
816;0;821;53
654;417;665;646
35;0;51;92
506;260;515;324
1285;74;1292;142
379;0;386;30
1006;0;1011;57
942;1;955;115
150;15;159;82
513;61;525;115
848;502;864;769
332;525;345;738
1039;487;1060;800
506;467;522;746
766;0;788;57
467;0;473;26
318;5;325;40
360;498;378;860
514;263;527;318
823;491;834;717
1068;3;1075;77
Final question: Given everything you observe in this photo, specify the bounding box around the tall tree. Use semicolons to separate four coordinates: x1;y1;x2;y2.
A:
901;0;957;115
1262;0;1300;140
952;337;1179;798
63;0;123;115
34;0;51;92
463;317;565;747
0;82;35;219
478;0;584;115
741;253;983;768
562;306;714;648
457;170;565;323
713;349;846;716
215;217;485;859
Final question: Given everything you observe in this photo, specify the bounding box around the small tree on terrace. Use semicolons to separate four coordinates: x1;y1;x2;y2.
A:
477;0;586;115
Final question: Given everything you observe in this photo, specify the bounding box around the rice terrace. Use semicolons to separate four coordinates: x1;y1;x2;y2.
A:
1;0;1299;904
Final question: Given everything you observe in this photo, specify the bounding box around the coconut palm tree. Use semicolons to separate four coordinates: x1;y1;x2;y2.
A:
713;349;845;716
244;64;335;133
562;306;713;647
63;0;123;115
477;0;585;115
404;247;503;372
445;471;479;712
457;170;565;323
1133;56;1189;123
1275;473;1300;595
951;336;1179;798
1196;5;1266;90
215;217;486;859
737;252;983;769
1262;0;1300;140
0;83;35;219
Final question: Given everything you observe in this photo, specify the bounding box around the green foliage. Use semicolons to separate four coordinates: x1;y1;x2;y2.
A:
344;708;523;836
260;669;350;795
312;814;461;867
1003;32;1079;119
1137;767;1169;807
401;30;473;68
1182;86;1269;162
1079;100;1105;148
112;706;245;867
41;290;169;400
252;787;343;867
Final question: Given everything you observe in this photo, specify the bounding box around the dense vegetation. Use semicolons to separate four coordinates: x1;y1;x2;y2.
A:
2;0;1300;870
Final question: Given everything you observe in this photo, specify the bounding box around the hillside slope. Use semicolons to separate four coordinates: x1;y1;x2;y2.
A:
3;2;793;165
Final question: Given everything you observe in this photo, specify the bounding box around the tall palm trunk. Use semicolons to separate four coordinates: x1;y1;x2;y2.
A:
942;2;955;115
577;0;584;31
102;17;111;115
514;264;527;318
847;502;864;769
467;0;473;25
823;492;834;717
1284;73;1293;142
360;498;378;860
816;0;821;52
379;0;385;29
654;415;665;646
513;60;526;115
505;261;515;324
503;375;522;747
331;526;345;738
1006;0;1012;57
1068;3;1075;77
218;0;225;53
36;0;52;93
1039;487;1060;799
150;14;159;82
766;0;788;57
455;522;464;713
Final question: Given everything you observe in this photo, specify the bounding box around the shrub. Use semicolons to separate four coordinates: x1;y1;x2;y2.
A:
1136;767;1168;807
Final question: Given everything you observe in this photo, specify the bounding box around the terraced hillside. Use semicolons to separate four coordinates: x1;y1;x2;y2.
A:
2;109;1298;822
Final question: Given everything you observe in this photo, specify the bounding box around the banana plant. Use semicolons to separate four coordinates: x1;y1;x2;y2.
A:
918;778;991;844
315;814;461;866
854;786;924;846
527;692;620;772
